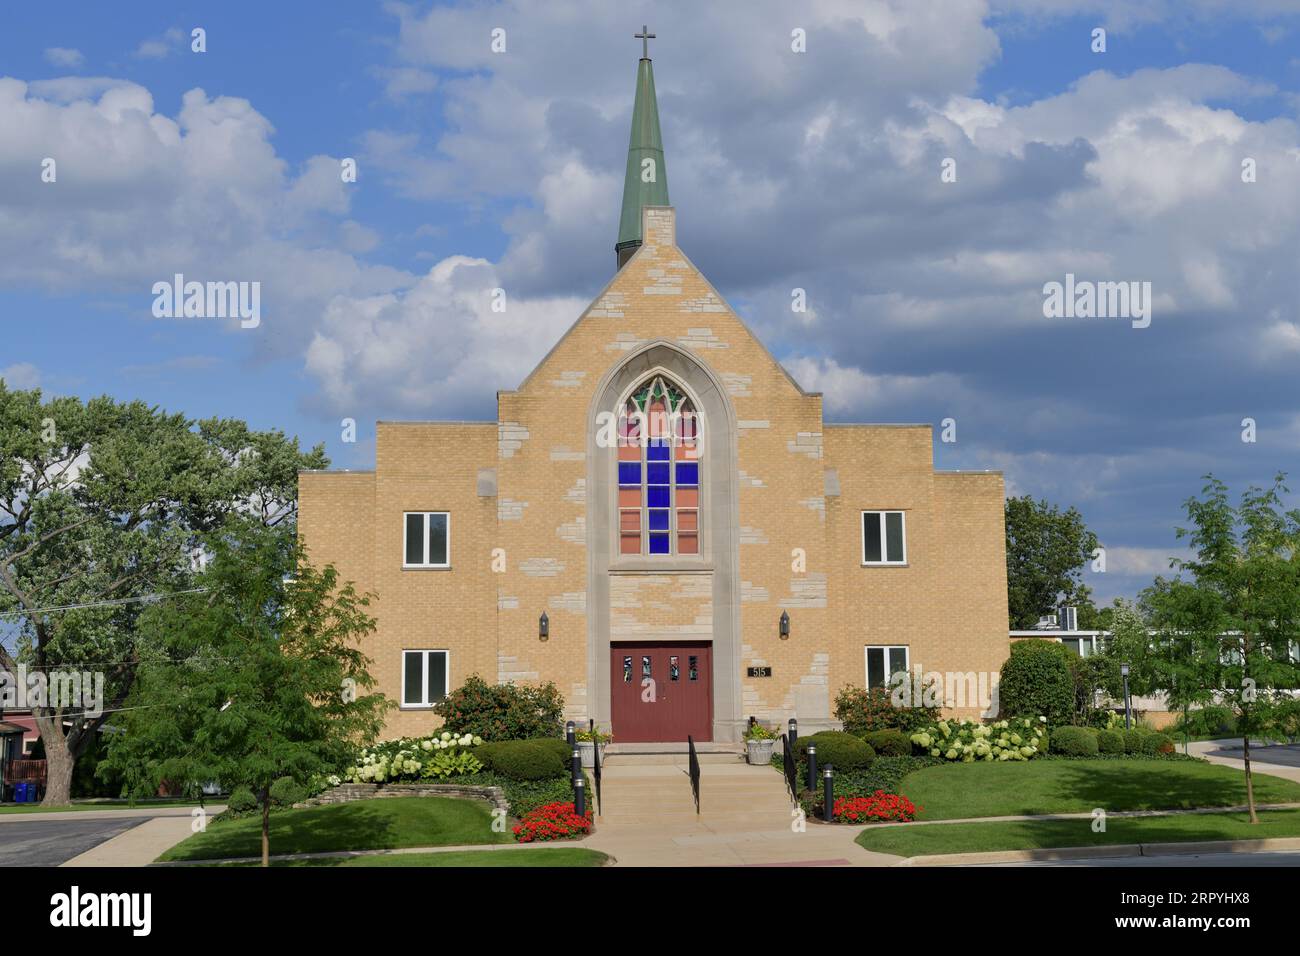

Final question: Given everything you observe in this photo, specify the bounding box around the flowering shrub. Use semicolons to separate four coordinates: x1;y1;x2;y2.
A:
909;716;1047;762
833;790;919;823
512;801;593;843
344;732;485;783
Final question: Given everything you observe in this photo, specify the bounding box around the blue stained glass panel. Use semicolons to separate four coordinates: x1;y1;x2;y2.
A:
618;462;641;485
647;463;670;485
675;463;698;486
648;441;670;460
647;486;670;508
648;509;670;531
649;534;670;554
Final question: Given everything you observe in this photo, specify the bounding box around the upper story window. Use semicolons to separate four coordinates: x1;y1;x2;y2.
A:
617;375;700;556
404;511;449;567
862;510;906;565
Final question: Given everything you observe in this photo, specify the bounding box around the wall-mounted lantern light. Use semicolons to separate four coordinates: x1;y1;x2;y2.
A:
539;611;549;642
779;610;790;640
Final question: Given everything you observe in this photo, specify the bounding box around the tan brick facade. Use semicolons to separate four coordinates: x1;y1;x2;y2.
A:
298;206;1010;741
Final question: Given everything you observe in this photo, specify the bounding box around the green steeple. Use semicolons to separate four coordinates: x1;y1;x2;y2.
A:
615;29;669;269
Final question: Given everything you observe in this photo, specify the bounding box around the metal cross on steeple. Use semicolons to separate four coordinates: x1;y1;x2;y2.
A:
635;25;655;59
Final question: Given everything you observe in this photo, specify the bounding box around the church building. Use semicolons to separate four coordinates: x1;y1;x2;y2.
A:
298;43;1011;744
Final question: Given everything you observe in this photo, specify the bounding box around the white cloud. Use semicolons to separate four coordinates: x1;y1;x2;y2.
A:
0;363;41;389
134;28;185;59
305;256;587;417
43;48;84;69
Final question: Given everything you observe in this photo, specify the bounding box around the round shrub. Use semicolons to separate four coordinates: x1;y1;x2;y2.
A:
226;786;257;812
1049;725;1099;757
269;776;307;807
1122;727;1150;754
862;728;912;757
795;731;876;771
1097;729;1125;755
998;640;1075;726
1143;732;1175;755
477;740;566;781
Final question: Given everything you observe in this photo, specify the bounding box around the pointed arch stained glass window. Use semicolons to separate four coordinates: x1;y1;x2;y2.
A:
617;375;700;556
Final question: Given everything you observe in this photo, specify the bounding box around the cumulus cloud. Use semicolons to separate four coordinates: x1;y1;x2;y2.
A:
0;77;409;364
305;256;586;418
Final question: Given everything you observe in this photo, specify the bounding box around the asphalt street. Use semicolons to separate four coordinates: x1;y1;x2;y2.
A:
0;816;146;867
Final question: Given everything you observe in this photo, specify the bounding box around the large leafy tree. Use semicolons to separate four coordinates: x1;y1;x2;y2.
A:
103;525;390;865
1138;475;1300;822
1005;496;1100;629
0;382;325;805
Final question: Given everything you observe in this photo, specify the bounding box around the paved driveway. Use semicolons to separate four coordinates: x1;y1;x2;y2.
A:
1201;742;1300;768
0;816;147;867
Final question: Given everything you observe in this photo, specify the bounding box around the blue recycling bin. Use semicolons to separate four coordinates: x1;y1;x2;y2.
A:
14;782;27;803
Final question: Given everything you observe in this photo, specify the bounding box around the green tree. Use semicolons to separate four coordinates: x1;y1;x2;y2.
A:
1140;475;1300;822
0;382;325;805
1005;496;1100;629
103;525;391;865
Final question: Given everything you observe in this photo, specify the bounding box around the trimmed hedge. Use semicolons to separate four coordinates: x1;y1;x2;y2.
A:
1049;725;1099;757
532;737;577;765
862;728;913;757
794;731;876;771
1123;728;1150;754
1097;729;1125;755
998;639;1075;726
1144;732;1175;756
475;740;566;781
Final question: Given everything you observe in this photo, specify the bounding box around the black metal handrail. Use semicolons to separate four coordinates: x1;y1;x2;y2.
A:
590;719;602;817
686;735;700;814
781;732;800;803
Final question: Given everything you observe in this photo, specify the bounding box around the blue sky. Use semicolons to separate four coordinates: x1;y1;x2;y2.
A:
4;1;1300;606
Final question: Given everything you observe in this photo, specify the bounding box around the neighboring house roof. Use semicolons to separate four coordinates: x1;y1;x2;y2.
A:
0;721;26;736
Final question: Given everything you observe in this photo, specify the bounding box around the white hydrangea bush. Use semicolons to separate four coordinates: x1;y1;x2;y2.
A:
345;732;486;783
910;716;1047;762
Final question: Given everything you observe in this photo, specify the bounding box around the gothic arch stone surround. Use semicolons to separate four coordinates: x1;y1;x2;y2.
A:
585;340;743;742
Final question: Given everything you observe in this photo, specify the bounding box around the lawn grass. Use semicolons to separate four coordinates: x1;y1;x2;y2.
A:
856;808;1300;857
207;848;608;867
0;799;206;815
158;797;511;862
896;759;1300;820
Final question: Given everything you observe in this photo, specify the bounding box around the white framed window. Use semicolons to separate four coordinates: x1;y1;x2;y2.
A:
402;650;449;707
403;512;450;568
862;510;906;565
865;645;909;690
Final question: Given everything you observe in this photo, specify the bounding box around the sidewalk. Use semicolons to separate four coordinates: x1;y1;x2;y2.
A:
59;805;226;867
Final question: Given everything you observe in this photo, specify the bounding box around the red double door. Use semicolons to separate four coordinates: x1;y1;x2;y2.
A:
610;642;713;743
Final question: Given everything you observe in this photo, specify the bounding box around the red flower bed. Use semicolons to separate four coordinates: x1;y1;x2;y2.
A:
832;790;920;823
512;801;593;842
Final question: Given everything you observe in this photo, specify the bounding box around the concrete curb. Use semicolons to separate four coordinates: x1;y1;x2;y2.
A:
897;836;1300;867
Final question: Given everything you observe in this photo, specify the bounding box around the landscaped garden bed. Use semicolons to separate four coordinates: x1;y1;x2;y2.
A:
856;807;1300;857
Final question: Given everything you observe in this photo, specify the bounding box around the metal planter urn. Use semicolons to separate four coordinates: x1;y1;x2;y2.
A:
745;736;777;765
576;733;611;768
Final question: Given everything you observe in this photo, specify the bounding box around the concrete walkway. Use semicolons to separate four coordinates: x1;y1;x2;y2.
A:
581;754;895;866
57;805;225;867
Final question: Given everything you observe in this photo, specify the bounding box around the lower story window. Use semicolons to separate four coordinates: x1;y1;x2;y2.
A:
403;650;449;707
865;645;909;690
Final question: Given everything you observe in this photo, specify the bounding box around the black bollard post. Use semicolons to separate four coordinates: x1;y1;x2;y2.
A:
822;765;834;823
571;747;582;783
574;776;586;817
788;718;798;752
807;743;817;791
566;721;576;748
